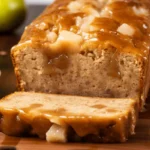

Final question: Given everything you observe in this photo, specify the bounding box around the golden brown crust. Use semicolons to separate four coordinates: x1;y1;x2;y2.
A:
11;49;22;91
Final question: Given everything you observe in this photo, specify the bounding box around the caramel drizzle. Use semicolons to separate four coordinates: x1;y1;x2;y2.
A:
20;0;150;57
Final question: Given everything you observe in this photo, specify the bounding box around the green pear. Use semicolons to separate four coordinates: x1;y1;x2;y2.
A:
0;0;26;32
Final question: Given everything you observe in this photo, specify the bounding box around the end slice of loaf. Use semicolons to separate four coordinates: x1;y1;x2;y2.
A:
0;92;138;143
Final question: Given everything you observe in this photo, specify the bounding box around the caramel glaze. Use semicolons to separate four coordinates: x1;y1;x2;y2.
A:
0;96;137;142
20;0;150;54
0;105;136;142
17;0;150;77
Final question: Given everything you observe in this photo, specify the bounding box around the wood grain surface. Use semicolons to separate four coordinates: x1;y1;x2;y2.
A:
0;5;150;150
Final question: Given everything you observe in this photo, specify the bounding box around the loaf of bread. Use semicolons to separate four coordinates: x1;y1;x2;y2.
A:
11;0;150;109
0;92;138;143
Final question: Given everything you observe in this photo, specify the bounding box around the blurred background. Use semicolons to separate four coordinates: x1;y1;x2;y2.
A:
0;0;54;98
25;0;53;5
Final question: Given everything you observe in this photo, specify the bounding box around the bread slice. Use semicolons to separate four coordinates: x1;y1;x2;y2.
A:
11;0;150;110
0;92;138;143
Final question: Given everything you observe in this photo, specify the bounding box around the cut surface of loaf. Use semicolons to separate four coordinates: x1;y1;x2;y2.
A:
11;0;150;109
0;92;138;143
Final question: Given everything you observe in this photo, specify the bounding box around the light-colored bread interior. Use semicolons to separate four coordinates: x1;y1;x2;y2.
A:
13;45;143;99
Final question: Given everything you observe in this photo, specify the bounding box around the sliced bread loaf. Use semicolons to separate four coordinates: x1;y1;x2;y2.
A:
11;0;150;109
0;92;138;143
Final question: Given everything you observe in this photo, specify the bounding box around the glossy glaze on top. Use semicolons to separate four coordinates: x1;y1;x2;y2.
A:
19;0;150;58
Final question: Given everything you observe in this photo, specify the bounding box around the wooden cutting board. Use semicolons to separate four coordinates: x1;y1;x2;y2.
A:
0;5;150;150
